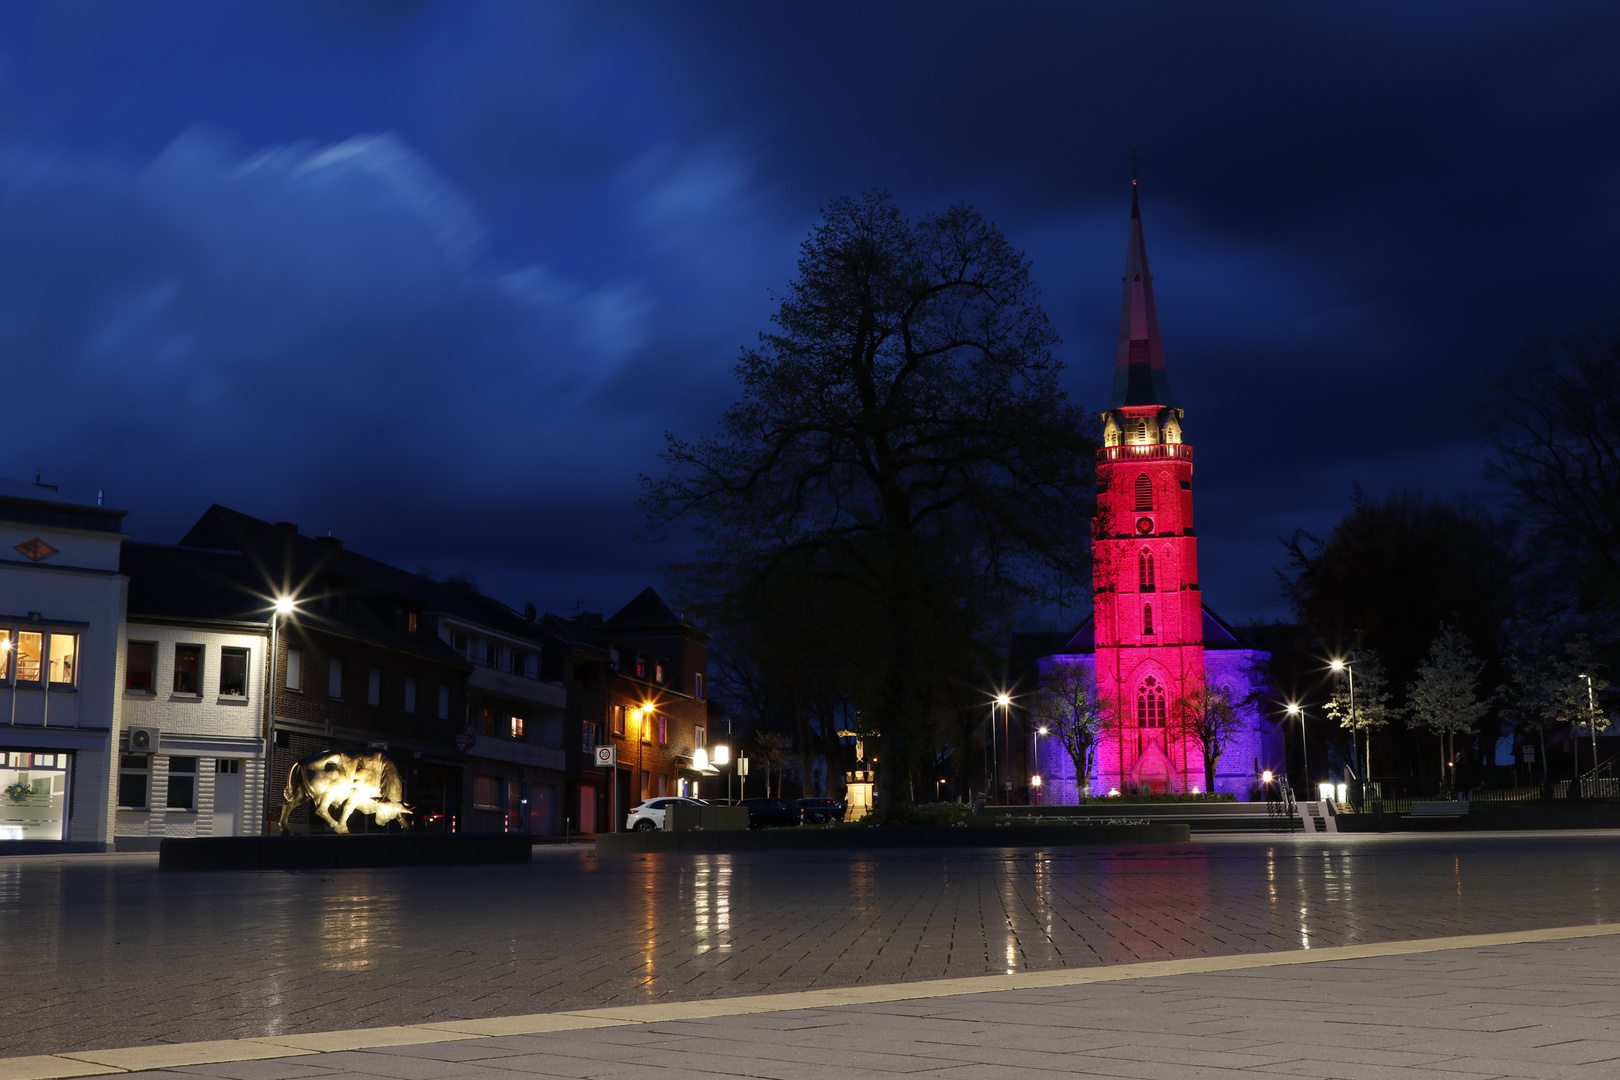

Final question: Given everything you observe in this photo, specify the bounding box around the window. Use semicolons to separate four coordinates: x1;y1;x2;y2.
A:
452;632;469;654
657;715;669;746
1142;603;1154;637
16;631;42;683
216;758;241;775
1137;677;1167;728
654;660;665;684
639;709;651;743
438;685;450;720
1139;549;1155;593
1136;418;1149;442
473;775;501;810
608;645;620;672
126;641;156;692
510;714;525;740
328;657;344;699
634;653;646;679
694;726;706;749
404;676;417;714
694;672;705;702
118;754;150;808
656;774;669;797
219;647;249;697
483;706;495;736
167;757;198;809
581;721;600;752
286;647;303;691
1135;473;1153;511
611;704;625;737
406;611;419;634
48;632;77;686
174;644;202;695
640;770;651;800
367;667;381;706
510;649;526;676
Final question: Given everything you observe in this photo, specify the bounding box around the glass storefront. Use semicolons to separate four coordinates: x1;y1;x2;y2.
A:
1;751;72;841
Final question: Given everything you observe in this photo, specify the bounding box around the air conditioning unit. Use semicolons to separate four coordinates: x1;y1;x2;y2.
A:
127;727;160;753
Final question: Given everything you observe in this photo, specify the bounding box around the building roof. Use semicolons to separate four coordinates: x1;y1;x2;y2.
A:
121;542;267;625
0;477;128;533
1103;185;1181;414
603;586;681;628
174;504;566;662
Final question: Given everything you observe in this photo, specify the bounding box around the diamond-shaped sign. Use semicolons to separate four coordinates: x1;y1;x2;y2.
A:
15;538;56;562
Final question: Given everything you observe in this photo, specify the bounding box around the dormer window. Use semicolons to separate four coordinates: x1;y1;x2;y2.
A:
634;653;646;679
654;659;665;684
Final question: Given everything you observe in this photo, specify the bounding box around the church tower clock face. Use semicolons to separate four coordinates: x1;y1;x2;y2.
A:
1135;516;1154;535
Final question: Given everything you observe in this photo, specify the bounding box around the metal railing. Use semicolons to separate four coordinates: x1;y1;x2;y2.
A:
1098;443;1194;463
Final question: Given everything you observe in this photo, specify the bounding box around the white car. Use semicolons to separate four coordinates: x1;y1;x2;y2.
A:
626;797;707;832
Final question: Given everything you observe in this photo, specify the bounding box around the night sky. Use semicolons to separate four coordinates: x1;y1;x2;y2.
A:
4;2;1618;627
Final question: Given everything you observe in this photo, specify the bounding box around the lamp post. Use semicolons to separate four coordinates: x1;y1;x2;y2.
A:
263;596;295;835
1579;673;1599;796
1031;774;1042;806
1284;704;1310;799
995;693;1011;806
1032;725;1048;805
1331;656;1365;807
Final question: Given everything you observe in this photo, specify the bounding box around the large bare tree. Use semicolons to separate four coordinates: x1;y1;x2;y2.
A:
643;192;1096;816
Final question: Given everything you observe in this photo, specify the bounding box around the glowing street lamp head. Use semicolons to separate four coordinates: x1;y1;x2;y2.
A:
994;693;1011;708
1261;770;1274;784
1330;659;1345;673
692;748;709;771
712;744;730;765
1031;775;1042;787
1036;725;1049;736
274;596;296;616
1285;703;1301;716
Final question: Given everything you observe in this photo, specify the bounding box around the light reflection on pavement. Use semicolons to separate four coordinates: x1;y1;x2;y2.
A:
4;831;1619;1056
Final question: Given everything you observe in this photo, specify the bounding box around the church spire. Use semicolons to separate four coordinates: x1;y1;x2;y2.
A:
1104;182;1181;413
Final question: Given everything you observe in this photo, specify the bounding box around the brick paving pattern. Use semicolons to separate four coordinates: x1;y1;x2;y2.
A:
5;832;1620;1059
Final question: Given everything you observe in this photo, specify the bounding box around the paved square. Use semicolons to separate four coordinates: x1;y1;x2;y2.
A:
5;831;1620;1074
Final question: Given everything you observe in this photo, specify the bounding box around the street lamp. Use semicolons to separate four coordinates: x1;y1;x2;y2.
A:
263;595;297;835
1031;774;1042;805
1032;725;1049;805
1284;703;1310;798
1331;656;1366;807
995;693;1012;806
1579;673;1599;797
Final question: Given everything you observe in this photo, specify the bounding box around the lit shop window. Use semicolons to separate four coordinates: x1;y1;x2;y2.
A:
49;633;78;687
16;632;42;683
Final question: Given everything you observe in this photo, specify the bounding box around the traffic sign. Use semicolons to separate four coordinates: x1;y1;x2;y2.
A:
456;729;476;752
594;744;616;768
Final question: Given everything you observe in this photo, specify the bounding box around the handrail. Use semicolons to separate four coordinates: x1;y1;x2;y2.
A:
1098;443;1194;463
1581;752;1619;781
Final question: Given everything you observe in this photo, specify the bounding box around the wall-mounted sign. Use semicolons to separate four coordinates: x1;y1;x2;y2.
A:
594;745;616;768
456;729;476;751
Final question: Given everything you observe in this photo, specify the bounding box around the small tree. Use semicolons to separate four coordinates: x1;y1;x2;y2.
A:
1406;625;1491;792
1029;662;1107;799
1324;648;1394;787
1173;683;1241;795
754;732;795;798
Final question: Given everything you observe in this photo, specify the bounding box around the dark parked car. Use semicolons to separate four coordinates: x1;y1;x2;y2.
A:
737;797;803;829
795;797;847;824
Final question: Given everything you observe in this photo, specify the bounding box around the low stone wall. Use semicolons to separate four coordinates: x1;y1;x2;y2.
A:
595;823;1189;853
159;833;533;871
1335;805;1620;832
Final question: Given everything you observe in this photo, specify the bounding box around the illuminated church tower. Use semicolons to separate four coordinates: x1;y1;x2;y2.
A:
1033;182;1280;799
1092;180;1204;793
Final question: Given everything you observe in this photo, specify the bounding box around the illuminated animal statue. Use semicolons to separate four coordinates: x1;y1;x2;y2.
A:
279;747;411;834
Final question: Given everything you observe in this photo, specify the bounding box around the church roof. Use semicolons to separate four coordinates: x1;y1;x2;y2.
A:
1057;604;1252;654
1103;185;1181;413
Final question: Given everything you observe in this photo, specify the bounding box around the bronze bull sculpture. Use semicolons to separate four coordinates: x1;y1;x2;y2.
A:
278;747;411;834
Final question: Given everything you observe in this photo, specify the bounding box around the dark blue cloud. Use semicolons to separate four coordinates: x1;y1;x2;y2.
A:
0;0;1618;625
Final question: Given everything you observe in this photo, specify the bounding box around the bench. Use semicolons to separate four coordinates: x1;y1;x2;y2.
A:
1409;800;1469;818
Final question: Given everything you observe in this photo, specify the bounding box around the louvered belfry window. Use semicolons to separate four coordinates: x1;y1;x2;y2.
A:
1139;549;1155;592
1135;474;1153;511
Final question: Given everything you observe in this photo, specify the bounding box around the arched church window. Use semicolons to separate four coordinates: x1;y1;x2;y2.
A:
1137;677;1166;728
1136;419;1149;443
1142;603;1154;636
1134;474;1153;511
1139;549;1155;592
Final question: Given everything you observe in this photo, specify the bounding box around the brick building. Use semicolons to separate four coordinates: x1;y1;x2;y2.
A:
554;588;712;833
